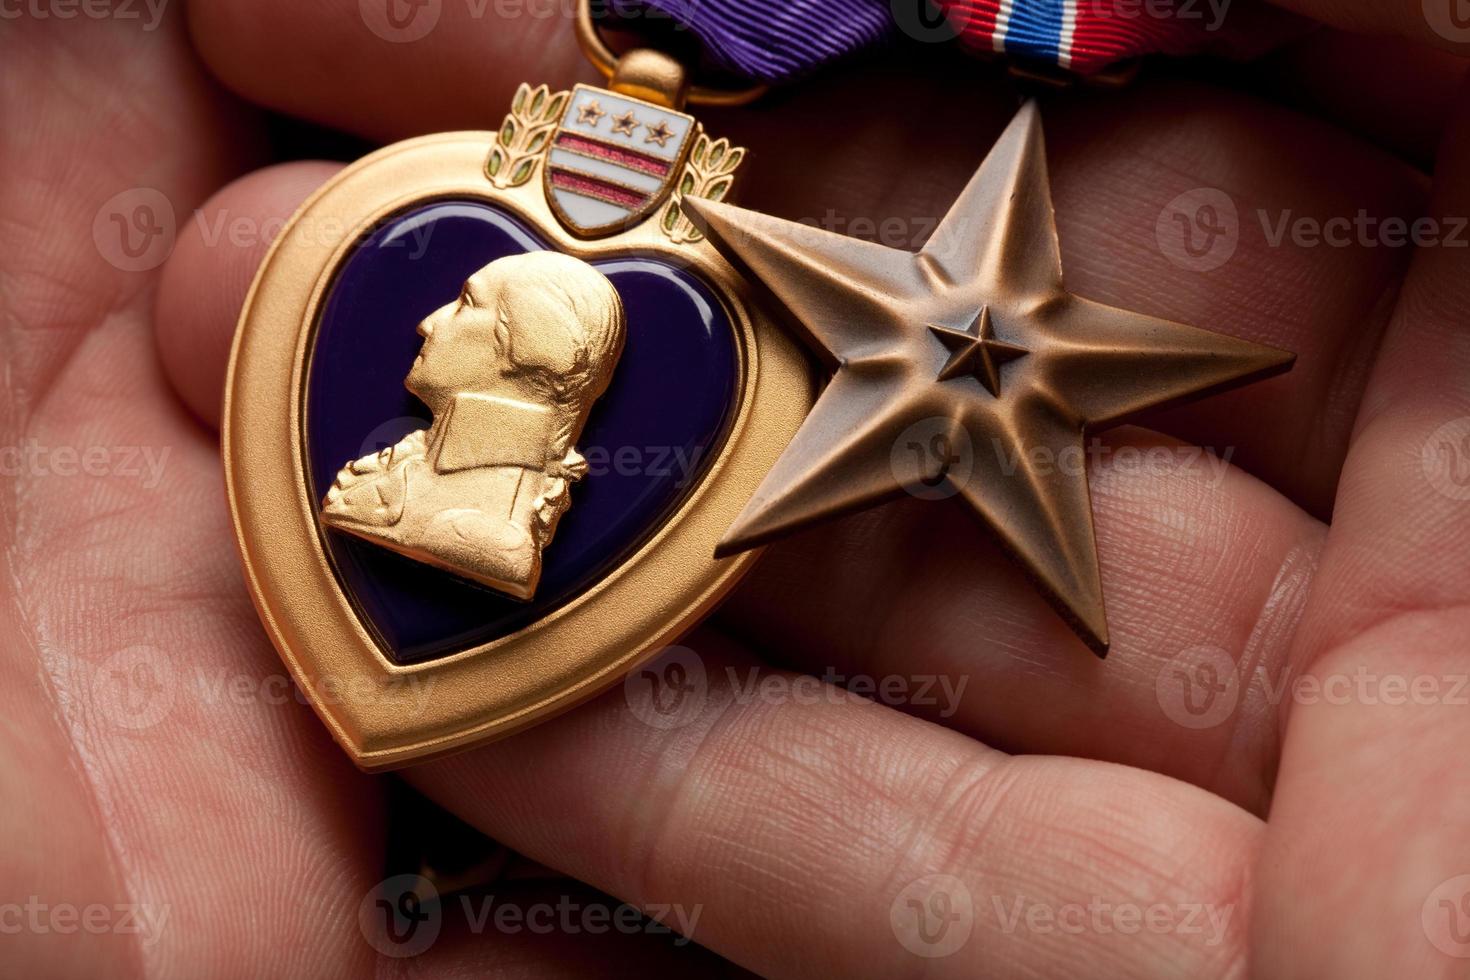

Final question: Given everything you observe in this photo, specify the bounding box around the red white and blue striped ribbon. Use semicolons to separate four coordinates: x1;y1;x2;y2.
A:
935;0;1299;75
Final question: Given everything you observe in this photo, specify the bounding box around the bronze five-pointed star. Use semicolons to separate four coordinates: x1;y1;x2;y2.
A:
682;102;1294;656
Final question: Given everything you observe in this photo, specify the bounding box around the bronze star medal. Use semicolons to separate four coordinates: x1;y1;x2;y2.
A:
684;102;1294;655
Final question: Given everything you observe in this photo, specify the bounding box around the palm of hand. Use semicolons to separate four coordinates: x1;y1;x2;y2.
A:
4;4;1470;976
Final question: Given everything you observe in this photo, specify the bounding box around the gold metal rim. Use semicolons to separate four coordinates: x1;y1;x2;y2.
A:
574;0;768;108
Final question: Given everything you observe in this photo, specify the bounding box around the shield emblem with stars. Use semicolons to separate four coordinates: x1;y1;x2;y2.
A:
543;83;695;237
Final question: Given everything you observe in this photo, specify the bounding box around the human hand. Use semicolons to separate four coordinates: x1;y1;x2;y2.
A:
5;0;1470;975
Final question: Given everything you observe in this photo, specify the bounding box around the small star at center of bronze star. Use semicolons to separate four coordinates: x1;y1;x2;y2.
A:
927;306;1029;397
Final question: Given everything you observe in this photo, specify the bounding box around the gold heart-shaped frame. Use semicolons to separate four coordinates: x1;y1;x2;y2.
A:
224;132;810;770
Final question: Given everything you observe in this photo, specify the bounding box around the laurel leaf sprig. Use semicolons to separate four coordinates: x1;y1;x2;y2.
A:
486;84;570;189
661;134;747;245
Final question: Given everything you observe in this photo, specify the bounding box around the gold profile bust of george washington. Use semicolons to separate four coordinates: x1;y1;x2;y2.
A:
320;251;626;600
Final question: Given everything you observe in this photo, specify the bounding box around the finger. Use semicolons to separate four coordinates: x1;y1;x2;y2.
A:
155;161;342;426
1043;79;1423;516
187;0;594;141
722;426;1322;813
1265;0;1470;58
1259;30;1468;168
407;629;1260;978
1253;82;1470;975
3;9;386;976
16;319;388;975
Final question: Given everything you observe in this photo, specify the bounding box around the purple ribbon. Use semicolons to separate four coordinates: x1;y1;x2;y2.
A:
606;0;895;84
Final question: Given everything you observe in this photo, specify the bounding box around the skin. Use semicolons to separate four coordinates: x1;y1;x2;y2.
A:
3;1;1470;976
